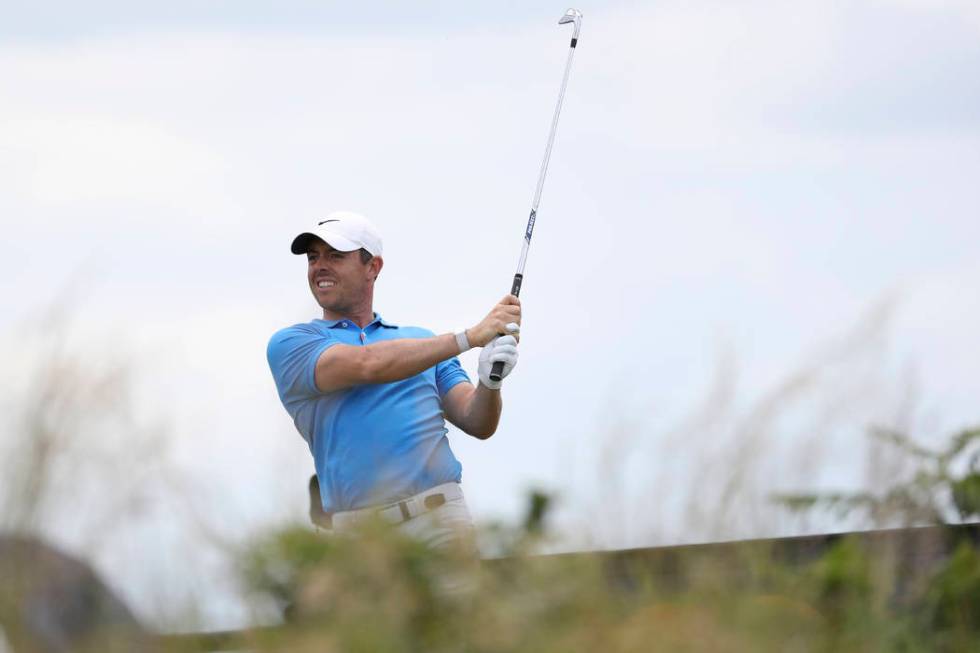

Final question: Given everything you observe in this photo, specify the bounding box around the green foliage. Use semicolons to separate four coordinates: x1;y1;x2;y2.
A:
522;489;551;536
952;473;980;520
776;425;980;526
224;489;980;652
927;541;980;633
770;423;980;649
808;538;871;610
241;519;456;652
215;426;980;651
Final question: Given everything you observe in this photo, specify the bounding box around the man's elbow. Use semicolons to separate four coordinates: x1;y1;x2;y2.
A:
358;351;387;384
353;348;398;384
465;423;498;440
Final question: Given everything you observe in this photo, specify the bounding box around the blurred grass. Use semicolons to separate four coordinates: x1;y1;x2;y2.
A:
227;413;980;651
227;502;980;652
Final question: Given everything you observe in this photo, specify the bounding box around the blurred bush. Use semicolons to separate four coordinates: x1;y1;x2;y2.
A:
234;460;980;653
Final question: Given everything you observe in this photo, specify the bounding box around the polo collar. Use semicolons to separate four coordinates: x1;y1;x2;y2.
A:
370;313;399;329
317;317;347;328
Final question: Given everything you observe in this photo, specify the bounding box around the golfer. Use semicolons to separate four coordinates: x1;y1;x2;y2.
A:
267;211;520;551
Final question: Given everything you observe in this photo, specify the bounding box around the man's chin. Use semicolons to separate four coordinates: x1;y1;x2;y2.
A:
314;295;347;315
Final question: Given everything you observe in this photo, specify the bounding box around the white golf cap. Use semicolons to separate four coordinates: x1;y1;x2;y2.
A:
290;211;383;257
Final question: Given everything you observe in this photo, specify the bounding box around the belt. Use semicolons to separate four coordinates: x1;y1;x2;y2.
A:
330;482;463;530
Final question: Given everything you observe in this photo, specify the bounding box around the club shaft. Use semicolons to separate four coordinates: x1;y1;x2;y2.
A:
490;21;580;383
515;38;578;282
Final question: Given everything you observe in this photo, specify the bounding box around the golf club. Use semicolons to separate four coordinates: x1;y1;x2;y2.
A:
490;8;583;383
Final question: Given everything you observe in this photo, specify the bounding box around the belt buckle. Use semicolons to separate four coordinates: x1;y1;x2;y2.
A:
423;492;446;510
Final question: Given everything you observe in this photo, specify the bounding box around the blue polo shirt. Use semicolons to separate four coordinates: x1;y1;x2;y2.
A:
266;313;471;513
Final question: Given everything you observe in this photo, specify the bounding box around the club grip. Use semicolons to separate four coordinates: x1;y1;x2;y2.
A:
489;361;505;383
489;273;524;383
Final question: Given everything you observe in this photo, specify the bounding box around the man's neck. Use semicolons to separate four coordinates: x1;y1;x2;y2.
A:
322;307;374;328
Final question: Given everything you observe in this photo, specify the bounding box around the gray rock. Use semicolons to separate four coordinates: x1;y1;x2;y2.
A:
0;535;154;653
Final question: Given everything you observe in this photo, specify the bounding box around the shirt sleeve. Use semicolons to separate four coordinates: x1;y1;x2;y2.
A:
435;355;471;398
267;325;338;402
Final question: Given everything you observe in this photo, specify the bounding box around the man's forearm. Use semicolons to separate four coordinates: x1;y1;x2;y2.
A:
456;383;502;439
362;334;461;383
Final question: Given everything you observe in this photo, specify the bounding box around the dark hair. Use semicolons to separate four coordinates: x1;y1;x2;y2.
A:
358;248;373;264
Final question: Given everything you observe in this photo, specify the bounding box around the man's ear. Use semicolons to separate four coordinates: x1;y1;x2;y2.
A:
371;256;384;281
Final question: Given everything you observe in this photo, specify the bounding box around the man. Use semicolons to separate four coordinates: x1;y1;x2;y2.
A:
267;211;520;551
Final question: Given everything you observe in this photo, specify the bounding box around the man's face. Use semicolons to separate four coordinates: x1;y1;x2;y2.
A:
306;238;380;315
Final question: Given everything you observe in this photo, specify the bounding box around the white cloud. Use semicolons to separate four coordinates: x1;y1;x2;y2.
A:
872;0;980;31
0;116;226;207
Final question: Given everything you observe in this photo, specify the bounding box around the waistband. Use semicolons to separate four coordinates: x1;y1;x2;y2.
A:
330;482;464;530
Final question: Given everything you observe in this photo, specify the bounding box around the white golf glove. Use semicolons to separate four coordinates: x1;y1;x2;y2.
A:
478;333;519;390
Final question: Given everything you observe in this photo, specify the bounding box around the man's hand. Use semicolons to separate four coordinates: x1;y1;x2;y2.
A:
468;295;522;347
478;335;519;390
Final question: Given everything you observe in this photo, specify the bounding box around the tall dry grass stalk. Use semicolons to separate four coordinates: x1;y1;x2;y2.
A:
566;297;939;549
0;302;241;640
1;305;168;542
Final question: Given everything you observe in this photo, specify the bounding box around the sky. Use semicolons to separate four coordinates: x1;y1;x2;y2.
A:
2;0;979;631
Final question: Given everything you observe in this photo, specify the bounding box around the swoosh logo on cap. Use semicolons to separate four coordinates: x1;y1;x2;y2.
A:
317;219;340;225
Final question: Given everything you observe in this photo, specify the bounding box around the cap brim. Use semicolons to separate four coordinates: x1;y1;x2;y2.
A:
290;231;361;255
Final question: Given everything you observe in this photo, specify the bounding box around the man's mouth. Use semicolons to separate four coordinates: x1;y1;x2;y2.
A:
316;279;336;289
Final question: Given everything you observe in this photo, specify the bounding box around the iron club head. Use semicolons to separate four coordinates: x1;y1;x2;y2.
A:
558;8;583;39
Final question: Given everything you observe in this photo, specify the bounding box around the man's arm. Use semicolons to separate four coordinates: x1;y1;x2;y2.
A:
316;334;459;393
443;382;501;439
441;334;520;439
314;295;521;393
